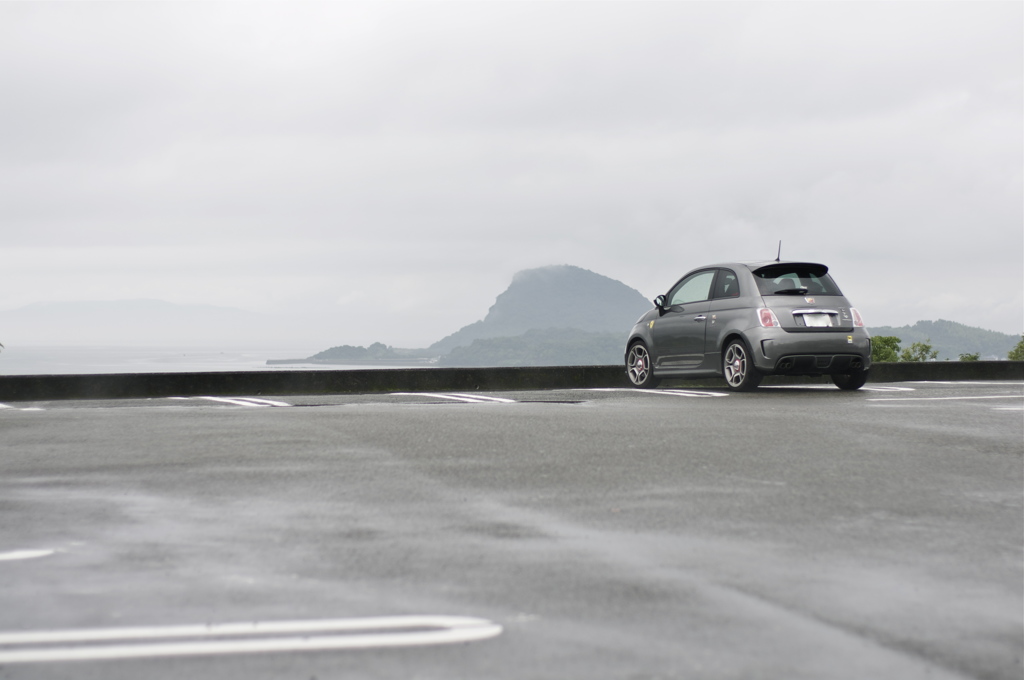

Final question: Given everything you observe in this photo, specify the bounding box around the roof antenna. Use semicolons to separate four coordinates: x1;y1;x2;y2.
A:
776;240;782;262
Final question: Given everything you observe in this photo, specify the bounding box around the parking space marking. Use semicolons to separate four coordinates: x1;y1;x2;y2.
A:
588;388;729;398
762;384;837;390
447;393;517;403
0;615;503;663
0;549;56;562
392;393;516;404
866;395;1022;402
909;381;1024;386
862;386;916;392
0;404;44;412
230;397;292;407
169;397;291;408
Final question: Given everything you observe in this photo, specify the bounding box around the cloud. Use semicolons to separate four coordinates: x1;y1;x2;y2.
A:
0;1;1020;346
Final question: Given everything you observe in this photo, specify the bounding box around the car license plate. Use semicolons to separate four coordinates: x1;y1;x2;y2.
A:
803;313;832;327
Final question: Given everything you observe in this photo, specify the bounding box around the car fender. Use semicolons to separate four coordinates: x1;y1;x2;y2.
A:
705;301;760;355
624;311;659;361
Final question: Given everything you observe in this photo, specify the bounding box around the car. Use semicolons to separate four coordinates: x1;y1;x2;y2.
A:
624;261;871;391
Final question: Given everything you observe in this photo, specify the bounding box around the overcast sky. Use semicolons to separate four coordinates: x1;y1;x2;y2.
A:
2;1;1021;347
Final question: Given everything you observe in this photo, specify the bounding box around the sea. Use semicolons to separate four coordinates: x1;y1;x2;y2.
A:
0;346;408;376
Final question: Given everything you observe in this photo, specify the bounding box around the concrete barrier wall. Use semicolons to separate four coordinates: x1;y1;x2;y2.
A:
0;362;1021;402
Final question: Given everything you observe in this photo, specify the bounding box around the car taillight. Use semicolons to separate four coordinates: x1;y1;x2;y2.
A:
758;308;781;327
850;308;865;327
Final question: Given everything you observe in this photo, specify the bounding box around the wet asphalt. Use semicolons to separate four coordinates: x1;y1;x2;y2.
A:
0;381;1021;679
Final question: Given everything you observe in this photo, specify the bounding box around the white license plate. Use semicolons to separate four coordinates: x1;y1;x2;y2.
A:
803;314;832;327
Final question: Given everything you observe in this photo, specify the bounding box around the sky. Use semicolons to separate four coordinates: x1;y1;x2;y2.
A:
1;1;1021;348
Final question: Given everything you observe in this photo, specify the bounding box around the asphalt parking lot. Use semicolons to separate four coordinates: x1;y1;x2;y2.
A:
1;381;1021;679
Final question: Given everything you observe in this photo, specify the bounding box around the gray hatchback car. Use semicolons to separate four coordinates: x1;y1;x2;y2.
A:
625;261;871;391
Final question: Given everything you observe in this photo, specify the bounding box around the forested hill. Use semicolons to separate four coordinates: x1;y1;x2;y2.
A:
429;265;651;355
867;319;1019;360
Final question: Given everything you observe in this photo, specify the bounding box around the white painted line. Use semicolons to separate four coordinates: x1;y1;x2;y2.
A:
393;392;513;404
588;388;729;398
0;615;503;664
866;395;1022;402
993;406;1024;411
197;397;269;407
0;549;56;562
393;393;483;403
234;397;292;407
0;404;11;409
909;381;1024;386
862;386;916;392
167;397;290;407
762;384;837;390
446;393;516;403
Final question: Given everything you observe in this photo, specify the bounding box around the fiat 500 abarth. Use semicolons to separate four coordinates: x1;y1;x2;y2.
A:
624;261;871;391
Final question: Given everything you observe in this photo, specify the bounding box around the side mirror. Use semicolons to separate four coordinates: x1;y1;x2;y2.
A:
654;295;666;310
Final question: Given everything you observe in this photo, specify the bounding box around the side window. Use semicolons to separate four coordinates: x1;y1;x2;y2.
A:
668;270;716;306
712;269;739;299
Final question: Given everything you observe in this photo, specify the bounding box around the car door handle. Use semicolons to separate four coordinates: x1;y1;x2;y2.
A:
693;315;707;322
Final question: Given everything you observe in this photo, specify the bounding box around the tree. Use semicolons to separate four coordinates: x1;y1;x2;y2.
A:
871;336;901;363
900;340;939;362
1009;335;1024;361
958;352;980;361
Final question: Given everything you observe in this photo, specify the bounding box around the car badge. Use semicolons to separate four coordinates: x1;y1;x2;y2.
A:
649;320;655;329
805;297;815;304
847;335;853;344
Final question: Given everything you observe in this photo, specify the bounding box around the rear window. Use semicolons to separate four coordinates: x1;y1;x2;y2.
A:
753;265;843;296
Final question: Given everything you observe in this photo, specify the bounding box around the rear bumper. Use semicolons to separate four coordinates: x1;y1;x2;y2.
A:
749;328;872;375
769;353;868;375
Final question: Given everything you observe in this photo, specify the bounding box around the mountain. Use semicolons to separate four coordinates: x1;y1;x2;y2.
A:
429;265;651;354
867;319;1019;360
439;328;624;367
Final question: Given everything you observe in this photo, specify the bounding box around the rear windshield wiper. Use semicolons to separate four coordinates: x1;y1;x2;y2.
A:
773;288;809;295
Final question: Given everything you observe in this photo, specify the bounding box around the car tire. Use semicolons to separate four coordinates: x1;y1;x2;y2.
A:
832;369;869;390
626;341;660;389
723;339;762;391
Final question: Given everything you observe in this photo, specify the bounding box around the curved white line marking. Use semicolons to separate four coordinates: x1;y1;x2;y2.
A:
0;616;502;664
0;549;56;562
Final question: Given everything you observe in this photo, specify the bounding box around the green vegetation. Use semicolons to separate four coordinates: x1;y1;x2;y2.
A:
871;336;901;363
899;340;939;362
871;336;1004;363
868;319;1017;360
1009;335;1024;361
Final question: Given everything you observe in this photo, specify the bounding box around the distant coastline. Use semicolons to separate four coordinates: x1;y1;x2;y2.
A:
266;357;438;367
